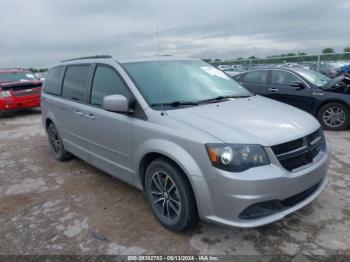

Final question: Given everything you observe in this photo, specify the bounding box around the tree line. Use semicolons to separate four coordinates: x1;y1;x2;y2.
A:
204;47;350;64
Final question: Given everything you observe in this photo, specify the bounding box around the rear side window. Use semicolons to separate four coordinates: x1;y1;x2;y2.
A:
62;65;91;102
91;65;131;107
243;71;268;84
43;66;65;95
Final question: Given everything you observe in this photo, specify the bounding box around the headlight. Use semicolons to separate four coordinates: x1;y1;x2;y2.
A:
0;90;12;98
205;144;270;172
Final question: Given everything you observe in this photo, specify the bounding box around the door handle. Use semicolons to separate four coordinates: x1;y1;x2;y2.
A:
268;88;279;92
74;110;84;117
85;113;96;120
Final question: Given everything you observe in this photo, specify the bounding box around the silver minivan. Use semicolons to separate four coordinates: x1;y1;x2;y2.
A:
41;56;331;232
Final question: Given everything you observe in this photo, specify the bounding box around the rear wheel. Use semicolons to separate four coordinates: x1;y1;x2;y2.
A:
47;123;72;161
317;102;350;131
145;158;198;232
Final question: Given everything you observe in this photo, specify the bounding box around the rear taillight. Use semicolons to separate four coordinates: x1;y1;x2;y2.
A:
0;90;12;98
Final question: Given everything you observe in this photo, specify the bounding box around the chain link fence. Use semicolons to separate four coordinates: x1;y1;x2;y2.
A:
209;52;350;78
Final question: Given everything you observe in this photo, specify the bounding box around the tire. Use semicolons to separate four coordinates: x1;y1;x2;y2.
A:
0;111;6;118
47;123;72;161
145;158;198;232
317;102;350;131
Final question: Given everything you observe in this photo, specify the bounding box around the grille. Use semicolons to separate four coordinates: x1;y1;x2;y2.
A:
12;88;41;97
272;129;325;172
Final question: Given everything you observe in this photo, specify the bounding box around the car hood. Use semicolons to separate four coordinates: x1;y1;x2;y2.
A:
166;95;320;146
0;80;42;90
321;75;350;91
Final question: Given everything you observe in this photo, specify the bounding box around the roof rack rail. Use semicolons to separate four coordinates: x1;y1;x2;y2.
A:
61;55;112;62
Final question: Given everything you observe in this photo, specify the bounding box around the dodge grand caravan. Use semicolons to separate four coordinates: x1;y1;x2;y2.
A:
41;56;331;232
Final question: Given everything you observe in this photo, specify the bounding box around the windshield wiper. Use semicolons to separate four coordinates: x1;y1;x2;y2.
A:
197;95;250;104
151;101;199;107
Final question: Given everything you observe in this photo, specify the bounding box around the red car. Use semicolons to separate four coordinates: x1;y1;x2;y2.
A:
0;69;42;117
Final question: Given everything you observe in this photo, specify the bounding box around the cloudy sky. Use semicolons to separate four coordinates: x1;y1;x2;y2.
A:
0;0;349;68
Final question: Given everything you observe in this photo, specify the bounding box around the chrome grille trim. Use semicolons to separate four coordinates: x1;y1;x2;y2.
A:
271;129;325;172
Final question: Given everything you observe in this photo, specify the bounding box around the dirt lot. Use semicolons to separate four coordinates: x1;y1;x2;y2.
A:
0;109;349;257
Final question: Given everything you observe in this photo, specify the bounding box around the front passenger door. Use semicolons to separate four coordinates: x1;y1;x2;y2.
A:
267;70;314;112
84;64;135;184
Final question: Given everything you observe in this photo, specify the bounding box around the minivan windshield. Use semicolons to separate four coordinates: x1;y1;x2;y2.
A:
122;60;251;107
293;68;330;87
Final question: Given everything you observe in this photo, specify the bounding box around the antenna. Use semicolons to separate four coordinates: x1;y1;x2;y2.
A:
156;22;160;57
156;22;165;115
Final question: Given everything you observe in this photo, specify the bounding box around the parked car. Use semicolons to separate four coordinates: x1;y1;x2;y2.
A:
0;68;42;117
217;64;231;71
223;67;244;77
338;64;350;75
233;68;350;130
42;56;330;231
35;72;47;81
319;62;347;78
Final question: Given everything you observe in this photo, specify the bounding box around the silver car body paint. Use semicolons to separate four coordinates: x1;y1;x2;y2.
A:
41;57;331;228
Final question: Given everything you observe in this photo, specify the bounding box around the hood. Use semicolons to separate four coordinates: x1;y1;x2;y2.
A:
321;75;350;92
166;95;320;146
0;80;42;91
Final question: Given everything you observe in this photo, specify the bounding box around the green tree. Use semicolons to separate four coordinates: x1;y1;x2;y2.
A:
344;47;350;53
214;59;222;62
248;56;257;59
322;47;335;54
298;52;307;56
236;57;244;60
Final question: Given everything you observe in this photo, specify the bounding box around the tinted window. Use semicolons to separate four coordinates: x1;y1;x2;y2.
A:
271;71;300;86
243;71;267;84
43;66;65;95
91;66;131;107
62;65;90;102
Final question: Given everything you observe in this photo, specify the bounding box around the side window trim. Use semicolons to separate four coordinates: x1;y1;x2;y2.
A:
61;63;93;104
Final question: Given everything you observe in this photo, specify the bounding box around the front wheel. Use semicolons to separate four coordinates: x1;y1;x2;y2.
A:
145;158;198;232
317;102;350;131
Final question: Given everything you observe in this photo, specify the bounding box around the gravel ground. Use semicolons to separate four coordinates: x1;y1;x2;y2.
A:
0;109;349;258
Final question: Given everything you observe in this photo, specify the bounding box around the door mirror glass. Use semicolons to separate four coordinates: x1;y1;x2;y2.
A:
103;94;130;113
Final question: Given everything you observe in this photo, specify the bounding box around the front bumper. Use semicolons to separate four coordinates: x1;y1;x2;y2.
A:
192;140;331;228
0;94;41;111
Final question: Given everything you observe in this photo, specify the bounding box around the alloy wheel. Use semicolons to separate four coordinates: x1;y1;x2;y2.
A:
150;171;181;221
48;125;62;154
322;107;346;128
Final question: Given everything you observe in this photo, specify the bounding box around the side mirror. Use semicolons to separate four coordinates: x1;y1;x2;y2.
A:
103;95;131;113
290;81;305;90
